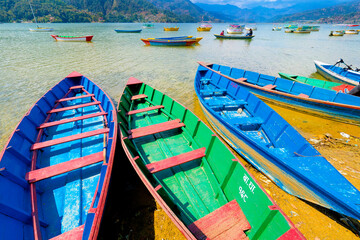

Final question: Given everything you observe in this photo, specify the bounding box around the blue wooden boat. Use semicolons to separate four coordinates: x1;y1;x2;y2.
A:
0;72;117;239
141;37;202;46
150;36;193;40
195;63;360;221
114;29;142;33
214;34;254;39
196;62;360;125
314;60;360;86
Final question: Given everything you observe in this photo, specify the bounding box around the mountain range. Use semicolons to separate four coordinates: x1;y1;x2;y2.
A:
0;0;359;23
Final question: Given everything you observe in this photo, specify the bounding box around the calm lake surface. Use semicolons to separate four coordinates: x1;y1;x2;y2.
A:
1;23;360;239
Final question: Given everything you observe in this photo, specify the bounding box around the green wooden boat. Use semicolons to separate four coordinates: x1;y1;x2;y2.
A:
279;72;355;93
117;77;304;239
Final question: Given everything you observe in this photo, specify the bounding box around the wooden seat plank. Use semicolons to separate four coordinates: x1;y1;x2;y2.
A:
131;94;147;101
188;200;251;239
146;147;206;174
56;94;95;103
263;84;277;90
31;128;109;150
69;85;84;90
127;105;164;115
129;119;185;139
47;101;101;114
26;152;103;183
298;93;309;98
37;112;107;129
49;225;84;240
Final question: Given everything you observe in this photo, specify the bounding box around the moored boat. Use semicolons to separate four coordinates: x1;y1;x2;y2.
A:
51;35;93;42
329;30;344;36
196;62;360;125
214;34;254;39
195;62;360;221
227;24;244;34
117;77;305;240
345;29;359;34
197;24;212;31
0;72;117;239
114;29;142;33
142;23;154;28
293;27;311;33
278;72;355;93
141;37;202;46
272;27;282;31
29;27;54;32
314;60;360;86
283;24;298;29
164;27;179;31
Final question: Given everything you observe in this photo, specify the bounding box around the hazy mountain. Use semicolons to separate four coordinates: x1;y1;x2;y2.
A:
0;0;217;23
195;1;353;22
273;0;360;23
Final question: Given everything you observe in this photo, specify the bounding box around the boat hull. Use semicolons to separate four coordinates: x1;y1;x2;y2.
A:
195;63;360;220
197;27;212;31
141;37;201;46
29;28;54;32
0;72;117;239
164;27;179;31
117;77;304;240
114;29;142;33
51;35;93;42
214;34;254;39
314;60;360;86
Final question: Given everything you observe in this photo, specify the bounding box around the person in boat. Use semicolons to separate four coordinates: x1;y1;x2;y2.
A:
220;30;224;36
246;28;253;36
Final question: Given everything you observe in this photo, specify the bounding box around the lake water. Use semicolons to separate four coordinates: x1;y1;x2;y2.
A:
1;23;360;239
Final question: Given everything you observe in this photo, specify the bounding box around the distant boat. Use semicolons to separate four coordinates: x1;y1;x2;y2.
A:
226;24;244;34
285;27;311;33
141;37;202;46
345;29;359;34
329;30;345;36
302;25;320;31
245;26;257;31
117;77;305;240
197;24;212;31
278;72;355;93
214;34;254;39
114;29;142;33
142;23;154;28
164;27;179;31
27;0;54;32
314;60;360;86
51;35;93;42
272;27;282;31
283;24;298;29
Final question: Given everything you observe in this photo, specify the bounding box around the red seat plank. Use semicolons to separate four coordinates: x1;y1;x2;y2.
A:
31;128;109;150
26;152;103;183
188;200;251;240
263;84;277;90
47;101;101;114
69;85;84;90
146;147;206;174
131;94;147;101
38;112;107;129
127;105;164;116
49;225;84;240
56;94;95;103
128;119;184;139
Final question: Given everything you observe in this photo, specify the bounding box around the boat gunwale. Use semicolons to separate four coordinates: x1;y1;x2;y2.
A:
117;77;304;240
198;61;360;111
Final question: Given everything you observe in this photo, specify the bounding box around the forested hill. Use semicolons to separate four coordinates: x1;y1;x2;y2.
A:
273;0;360;23
0;0;216;23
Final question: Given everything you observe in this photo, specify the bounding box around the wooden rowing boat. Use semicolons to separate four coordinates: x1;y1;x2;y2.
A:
117;77;305;239
196;62;360;125
164;27;179;31
29;27;54;32
195;63;360;221
51;35;93;42
197;25;212;31
114;29;142;33
278;72;355;93
329;30;345;36
214;34;254;39
141;37;202;46
0;72;117;239
314;60;360;86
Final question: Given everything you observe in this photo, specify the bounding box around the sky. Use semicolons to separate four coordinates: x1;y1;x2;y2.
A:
190;0;352;9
